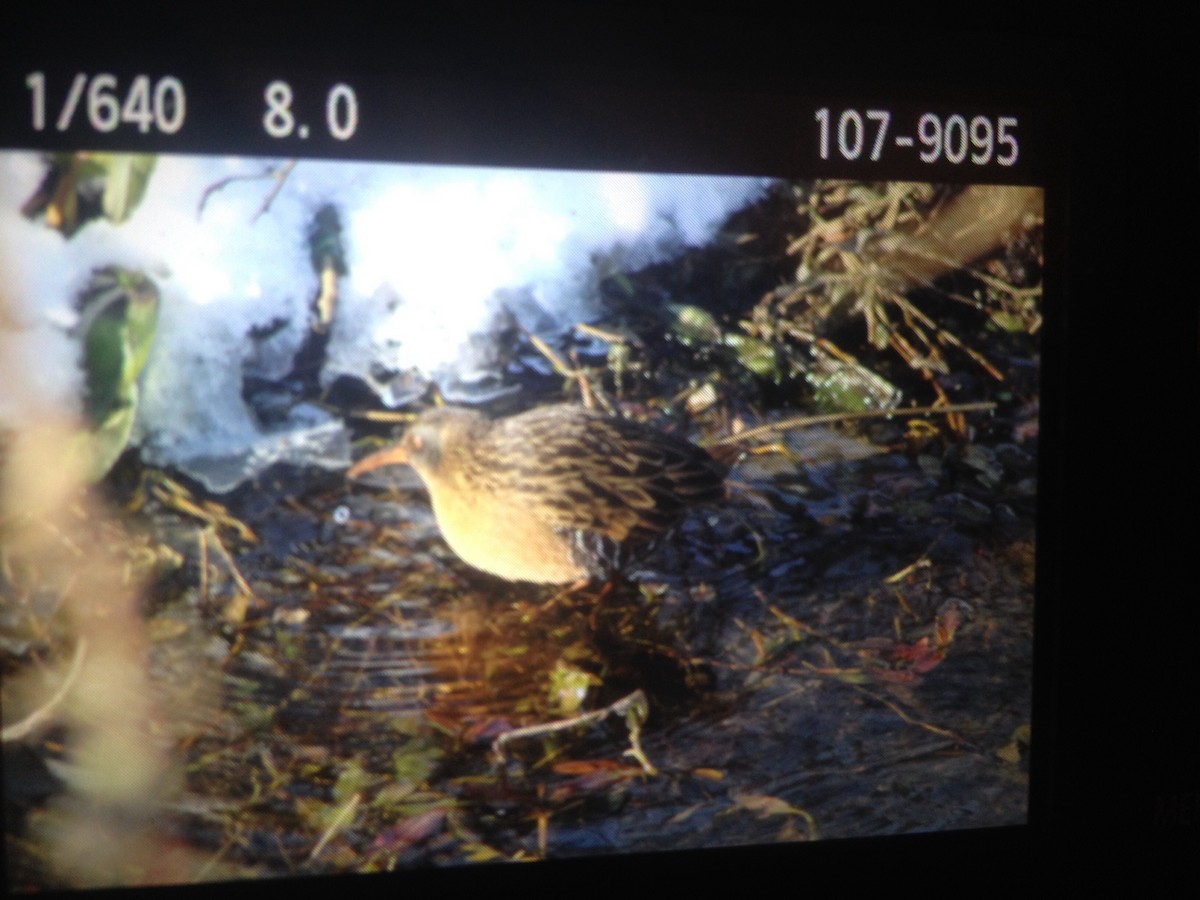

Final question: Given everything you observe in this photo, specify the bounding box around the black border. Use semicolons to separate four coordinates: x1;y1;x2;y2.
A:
3;3;1197;895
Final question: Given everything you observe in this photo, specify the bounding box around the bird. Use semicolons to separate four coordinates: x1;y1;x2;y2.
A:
346;404;728;584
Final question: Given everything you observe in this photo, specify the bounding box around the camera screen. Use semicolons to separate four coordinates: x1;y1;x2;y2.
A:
1;19;1051;890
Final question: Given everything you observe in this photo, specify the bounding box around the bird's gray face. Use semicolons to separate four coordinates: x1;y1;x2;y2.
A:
401;421;445;474
347;407;485;484
400;408;487;481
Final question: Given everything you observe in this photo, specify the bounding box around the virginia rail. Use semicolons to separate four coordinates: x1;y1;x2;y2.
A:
347;404;727;584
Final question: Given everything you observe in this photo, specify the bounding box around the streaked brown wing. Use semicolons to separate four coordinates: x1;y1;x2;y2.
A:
479;406;726;543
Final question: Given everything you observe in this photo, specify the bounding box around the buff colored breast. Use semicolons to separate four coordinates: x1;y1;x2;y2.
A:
347;404;727;584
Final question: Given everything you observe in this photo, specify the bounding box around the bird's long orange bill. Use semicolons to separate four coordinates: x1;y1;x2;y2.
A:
346;443;410;479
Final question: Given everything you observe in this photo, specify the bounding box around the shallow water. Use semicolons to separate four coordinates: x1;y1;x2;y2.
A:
115;415;1034;874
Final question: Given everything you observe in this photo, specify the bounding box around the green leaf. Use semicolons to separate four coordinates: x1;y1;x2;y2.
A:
98;154;157;223
989;311;1027;333
807;359;900;413
333;758;374;805
667;303;722;346
73;267;160;481
724;333;782;381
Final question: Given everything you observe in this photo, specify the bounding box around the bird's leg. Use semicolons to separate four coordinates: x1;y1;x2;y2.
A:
544;577;599;608
509;577;596;621
586;579;615;631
